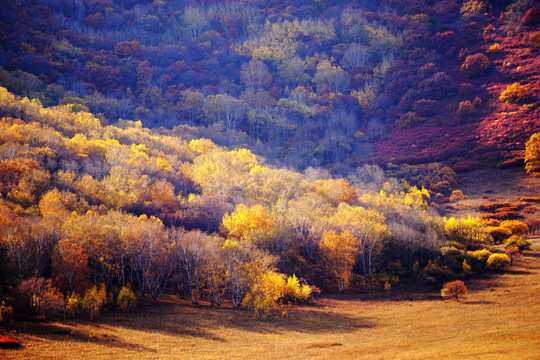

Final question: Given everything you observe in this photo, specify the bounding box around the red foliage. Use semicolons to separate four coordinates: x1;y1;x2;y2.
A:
0;335;20;349
480;212;521;221
521;7;540;26
479;202;525;212
0;158;40;195
114;41;143;58
519;197;540;203
522;206;537;214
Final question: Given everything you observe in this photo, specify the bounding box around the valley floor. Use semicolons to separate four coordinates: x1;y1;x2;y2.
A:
1;238;539;360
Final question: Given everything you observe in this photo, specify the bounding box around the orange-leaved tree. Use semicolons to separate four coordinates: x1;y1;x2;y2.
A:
441;280;468;302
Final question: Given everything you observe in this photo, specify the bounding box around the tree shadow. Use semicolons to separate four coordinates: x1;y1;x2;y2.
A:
107;298;373;338
224;305;374;335
463;301;493;305
9;321;156;352
102;302;228;342
505;269;531;275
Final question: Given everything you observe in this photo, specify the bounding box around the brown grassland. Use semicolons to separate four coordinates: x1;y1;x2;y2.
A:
1;237;539;360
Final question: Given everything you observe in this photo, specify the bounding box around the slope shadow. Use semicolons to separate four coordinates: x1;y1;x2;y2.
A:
103;302;228;342
110;299;372;338
9;321;155;352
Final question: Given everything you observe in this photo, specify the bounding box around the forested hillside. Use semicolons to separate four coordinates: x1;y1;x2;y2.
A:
1;0;538;171
0;84;533;319
0;0;539;322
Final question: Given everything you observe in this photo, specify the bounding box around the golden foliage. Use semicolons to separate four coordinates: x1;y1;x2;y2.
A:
303;178;357;205
525;133;540;173
499;83;529;104
486;253;511;271
117;285;137;312
320;230;359;291
221;204;274;240
444;216;491;248
82;283;107;320
242;263;286;317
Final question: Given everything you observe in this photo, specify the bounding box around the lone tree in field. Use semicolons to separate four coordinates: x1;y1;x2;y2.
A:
450;190;468;205
441;280;468;302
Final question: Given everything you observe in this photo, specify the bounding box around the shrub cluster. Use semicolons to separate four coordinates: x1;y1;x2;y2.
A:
396;111;425;129
499;83;529;104
486;253;511;271
461;53;490;77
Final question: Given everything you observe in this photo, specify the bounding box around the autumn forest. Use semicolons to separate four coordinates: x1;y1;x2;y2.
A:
0;0;539;357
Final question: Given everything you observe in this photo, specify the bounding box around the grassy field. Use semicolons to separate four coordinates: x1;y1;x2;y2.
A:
1;237;539;360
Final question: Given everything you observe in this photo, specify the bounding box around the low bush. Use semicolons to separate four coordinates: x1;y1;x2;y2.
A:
0;301;13;324
500;220;529;235
396;111;424;129
486;253;511;271
487;226;512;243
519;196;540;203
280;275;312;304
504;236;532;253
456;100;475;118
0;335;20;349
481;211;521;221
522;206;537;213
461;53;490;77
423;261;456;286
468;249;492;263
479;202;520;212
117;285;137;312
486;43;500;54
499;83;529;104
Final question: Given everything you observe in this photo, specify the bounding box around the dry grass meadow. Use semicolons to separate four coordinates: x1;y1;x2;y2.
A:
1;237;539;360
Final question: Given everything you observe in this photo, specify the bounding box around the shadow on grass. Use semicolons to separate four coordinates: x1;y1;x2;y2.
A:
108;298;373;338
505;269;531;275
463;301;493;305
9;322;156;352
103;302;228;342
